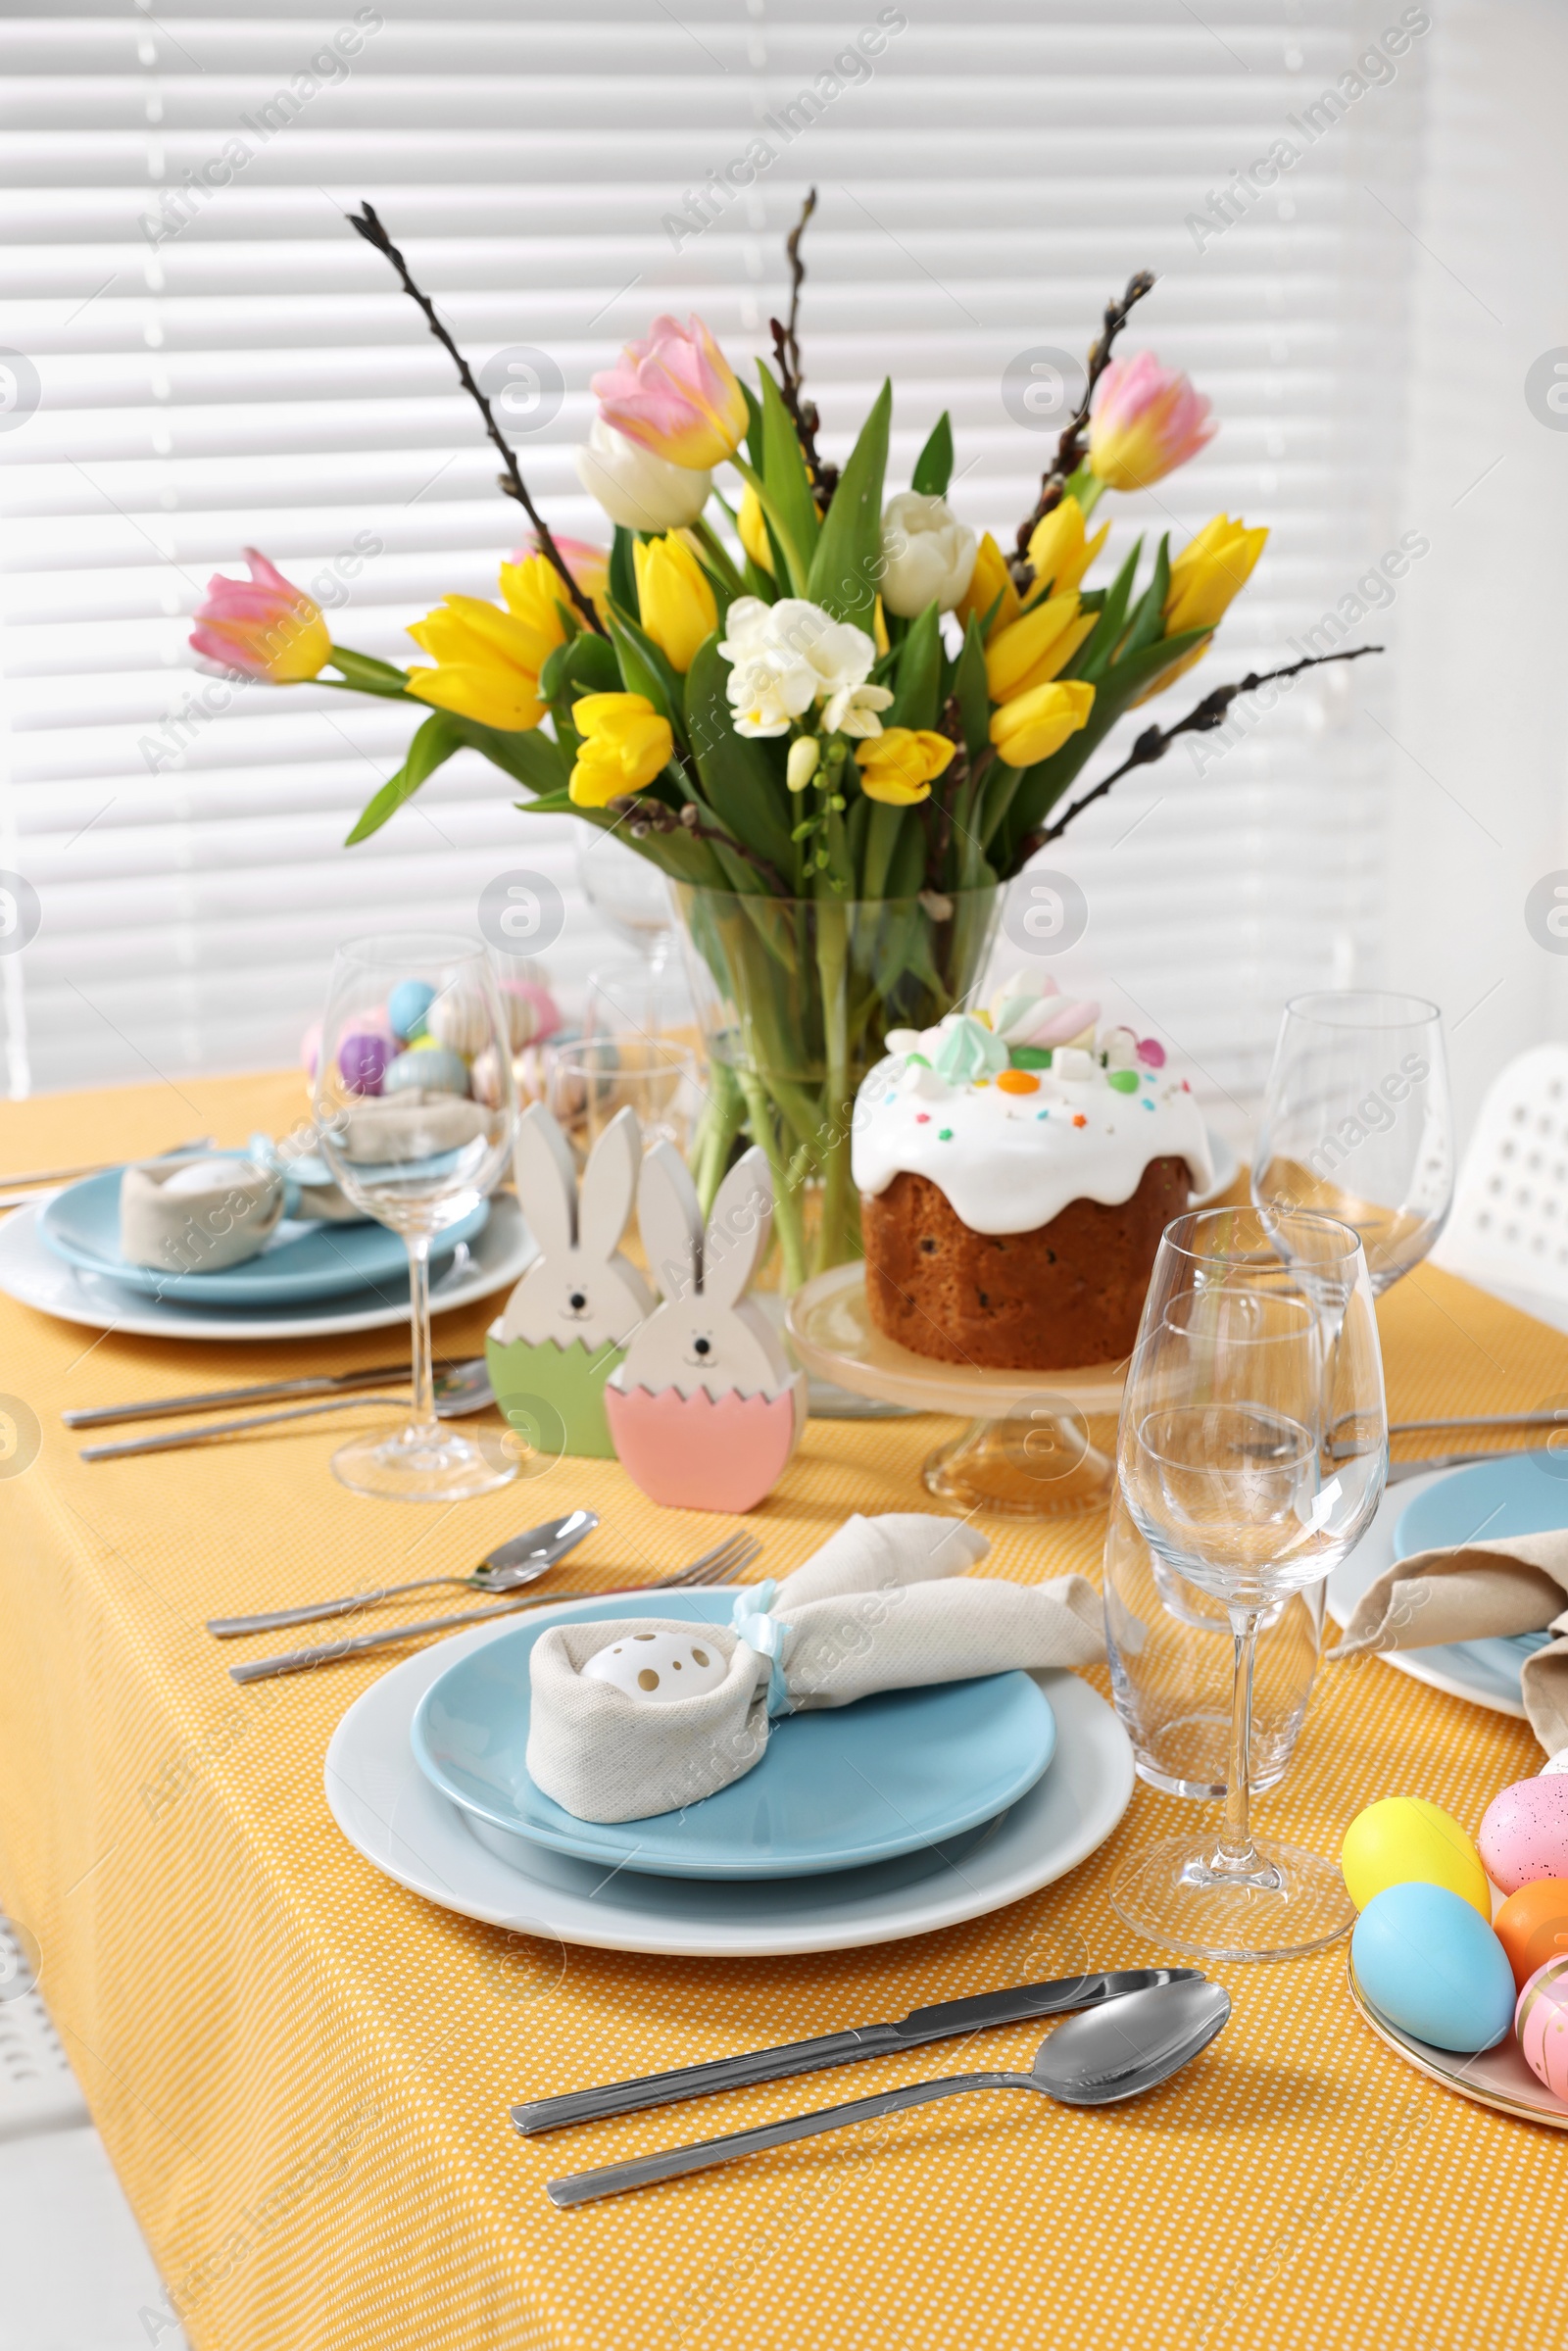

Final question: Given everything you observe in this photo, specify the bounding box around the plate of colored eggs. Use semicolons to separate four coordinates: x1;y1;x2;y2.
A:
1343;1774;1568;2125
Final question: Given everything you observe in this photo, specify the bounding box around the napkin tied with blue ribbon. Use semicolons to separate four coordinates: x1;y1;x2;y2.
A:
525;1512;1102;1825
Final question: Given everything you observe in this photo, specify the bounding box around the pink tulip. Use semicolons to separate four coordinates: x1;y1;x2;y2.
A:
1088;353;1216;494
591;314;748;471
189;549;331;682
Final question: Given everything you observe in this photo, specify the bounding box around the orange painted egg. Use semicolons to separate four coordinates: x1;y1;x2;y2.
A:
997;1069;1040;1096
1494;1879;1568;1990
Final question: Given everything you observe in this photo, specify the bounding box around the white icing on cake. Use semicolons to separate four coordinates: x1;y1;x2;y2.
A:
852;991;1214;1238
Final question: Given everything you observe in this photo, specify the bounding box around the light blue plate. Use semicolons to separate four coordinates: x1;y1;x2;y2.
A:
411;1588;1057;1881
1396;1454;1561;1685
41;1160;489;1306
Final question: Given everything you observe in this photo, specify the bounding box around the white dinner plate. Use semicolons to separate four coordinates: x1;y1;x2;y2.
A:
1326;1464;1530;1719
0;1191;534;1343
323;1605;1135;1957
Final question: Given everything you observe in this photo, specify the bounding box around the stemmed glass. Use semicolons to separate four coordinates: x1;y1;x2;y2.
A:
1251;991;1454;1293
314;933;518;1503
1111;1206;1387;1961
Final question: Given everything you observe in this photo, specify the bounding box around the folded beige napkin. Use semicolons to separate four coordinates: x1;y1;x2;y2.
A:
120;1154;284;1274
525;1511;1103;1823
333;1091;492;1166
1331;1531;1568;1751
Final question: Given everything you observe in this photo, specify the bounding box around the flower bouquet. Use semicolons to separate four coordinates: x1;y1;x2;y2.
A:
190;200;1375;1289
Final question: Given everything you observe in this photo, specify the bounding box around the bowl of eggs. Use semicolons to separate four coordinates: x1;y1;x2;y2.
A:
1344;1762;1568;2125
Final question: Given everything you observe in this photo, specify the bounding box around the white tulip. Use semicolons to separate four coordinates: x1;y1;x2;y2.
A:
880;490;978;617
573;416;712;531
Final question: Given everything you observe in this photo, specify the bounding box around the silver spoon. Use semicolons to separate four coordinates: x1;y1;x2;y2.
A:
80;1358;496;1463
545;1979;1232;2208
205;1507;599;1639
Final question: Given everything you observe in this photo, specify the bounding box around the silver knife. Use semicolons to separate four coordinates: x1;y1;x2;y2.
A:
1385;1446;1552;1486
510;1967;1204;2136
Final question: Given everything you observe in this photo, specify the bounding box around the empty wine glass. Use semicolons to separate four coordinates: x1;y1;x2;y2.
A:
574;826;674;967
1251;990;1454;1293
1111;1206;1387;1962
314;933;518;1503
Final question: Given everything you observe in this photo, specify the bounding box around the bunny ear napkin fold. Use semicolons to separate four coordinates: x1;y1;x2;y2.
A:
525;1513;1104;1824
1332;1530;1568;1754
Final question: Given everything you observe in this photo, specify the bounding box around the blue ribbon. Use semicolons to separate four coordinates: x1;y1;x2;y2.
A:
730;1579;793;1718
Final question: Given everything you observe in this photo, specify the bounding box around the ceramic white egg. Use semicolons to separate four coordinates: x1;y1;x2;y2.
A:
1542;1749;1568;1778
582;1630;728;1705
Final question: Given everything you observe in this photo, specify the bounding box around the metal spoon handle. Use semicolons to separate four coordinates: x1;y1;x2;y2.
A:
208;1574;467;1638
81;1396;412;1461
546;2070;1026;2208
227;1595;546;1683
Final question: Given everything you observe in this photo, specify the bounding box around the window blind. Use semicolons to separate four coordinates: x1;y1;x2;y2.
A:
0;0;1429;1124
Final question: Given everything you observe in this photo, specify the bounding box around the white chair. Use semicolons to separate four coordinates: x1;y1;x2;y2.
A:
1432;1042;1568;1329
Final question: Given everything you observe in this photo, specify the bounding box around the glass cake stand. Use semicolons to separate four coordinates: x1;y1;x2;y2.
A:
785;1263;1125;1517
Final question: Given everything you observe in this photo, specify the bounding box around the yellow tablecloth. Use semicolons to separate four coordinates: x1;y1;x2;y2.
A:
1;1072;1564;2351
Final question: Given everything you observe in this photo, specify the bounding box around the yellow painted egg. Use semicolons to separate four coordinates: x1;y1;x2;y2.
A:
1341;1795;1491;1920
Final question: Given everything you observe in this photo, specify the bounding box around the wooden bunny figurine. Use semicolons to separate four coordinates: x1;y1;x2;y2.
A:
486;1102;653;1459
605;1142;808;1511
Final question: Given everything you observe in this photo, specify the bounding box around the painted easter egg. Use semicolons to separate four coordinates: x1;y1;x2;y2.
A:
1494;1878;1568;1990
337;1031;389;1097
382;1046;470;1099
425;983;491;1058
582;1629;729;1705
502;979;561;1051
1480;1778;1568;1894
1351;1882;1515;2052
1341;1796;1490;1919
387;978;437;1042
1516;1955;1568;2099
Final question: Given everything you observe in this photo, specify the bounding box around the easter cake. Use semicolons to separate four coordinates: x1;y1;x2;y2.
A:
852;972;1213;1371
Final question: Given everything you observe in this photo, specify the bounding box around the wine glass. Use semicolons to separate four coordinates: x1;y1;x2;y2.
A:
1251;990;1454;1293
1111;1205;1387;1962
574;827;675;968
314;933;518;1503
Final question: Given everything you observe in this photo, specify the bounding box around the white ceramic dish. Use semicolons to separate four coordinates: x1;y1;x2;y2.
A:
1326;1464;1529;1719
0;1191;534;1343
1348;1956;1568;2129
323;1604;1135;1957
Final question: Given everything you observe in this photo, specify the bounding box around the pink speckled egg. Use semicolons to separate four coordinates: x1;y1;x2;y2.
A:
1480;1777;1568;1893
1516;1954;1568;2101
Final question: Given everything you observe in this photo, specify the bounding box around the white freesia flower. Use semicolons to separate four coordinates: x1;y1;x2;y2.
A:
573;416;712;531
724;650;818;738
718;596;882;739
821;680;894;737
880;490;978;617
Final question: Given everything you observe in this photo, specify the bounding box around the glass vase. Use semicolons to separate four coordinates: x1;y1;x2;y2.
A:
671;884;1002;1291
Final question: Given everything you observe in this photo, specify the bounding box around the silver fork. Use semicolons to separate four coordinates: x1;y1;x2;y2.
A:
226;1531;761;1686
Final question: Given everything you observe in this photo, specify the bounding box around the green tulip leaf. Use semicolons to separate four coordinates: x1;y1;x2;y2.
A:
344;710;464;844
756;363;821;584
1116;533;1171;663
808;378;892;629
609;525;639;618
910;411;954;496
954;613;992;759
605;606;684;740
539;629;620;704
888;601;943;731
684;634;798;885
1070;539;1143;684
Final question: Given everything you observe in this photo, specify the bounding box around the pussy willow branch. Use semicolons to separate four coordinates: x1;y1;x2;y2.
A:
1020;644;1385;857
347;201;607;639
768;186;838;509
1012;268;1157;574
610;795;792;896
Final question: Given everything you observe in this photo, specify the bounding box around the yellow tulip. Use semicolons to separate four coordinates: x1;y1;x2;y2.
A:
985;589;1098;704
406;582;563;732
737;485;774;575
956;531;1020;641
1025;496;1109;599
872;595;890;659
568;692;674;807
632;532;717;674
1133;514;1269;701
989;679;1095;769
856;727;956;807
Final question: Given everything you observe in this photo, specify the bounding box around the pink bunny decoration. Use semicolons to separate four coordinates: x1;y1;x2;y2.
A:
606;1143;808;1512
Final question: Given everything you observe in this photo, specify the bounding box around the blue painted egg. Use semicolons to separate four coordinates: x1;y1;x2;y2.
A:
382;1045;470;1099
387;978;437;1042
1352;1881;1515;2052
